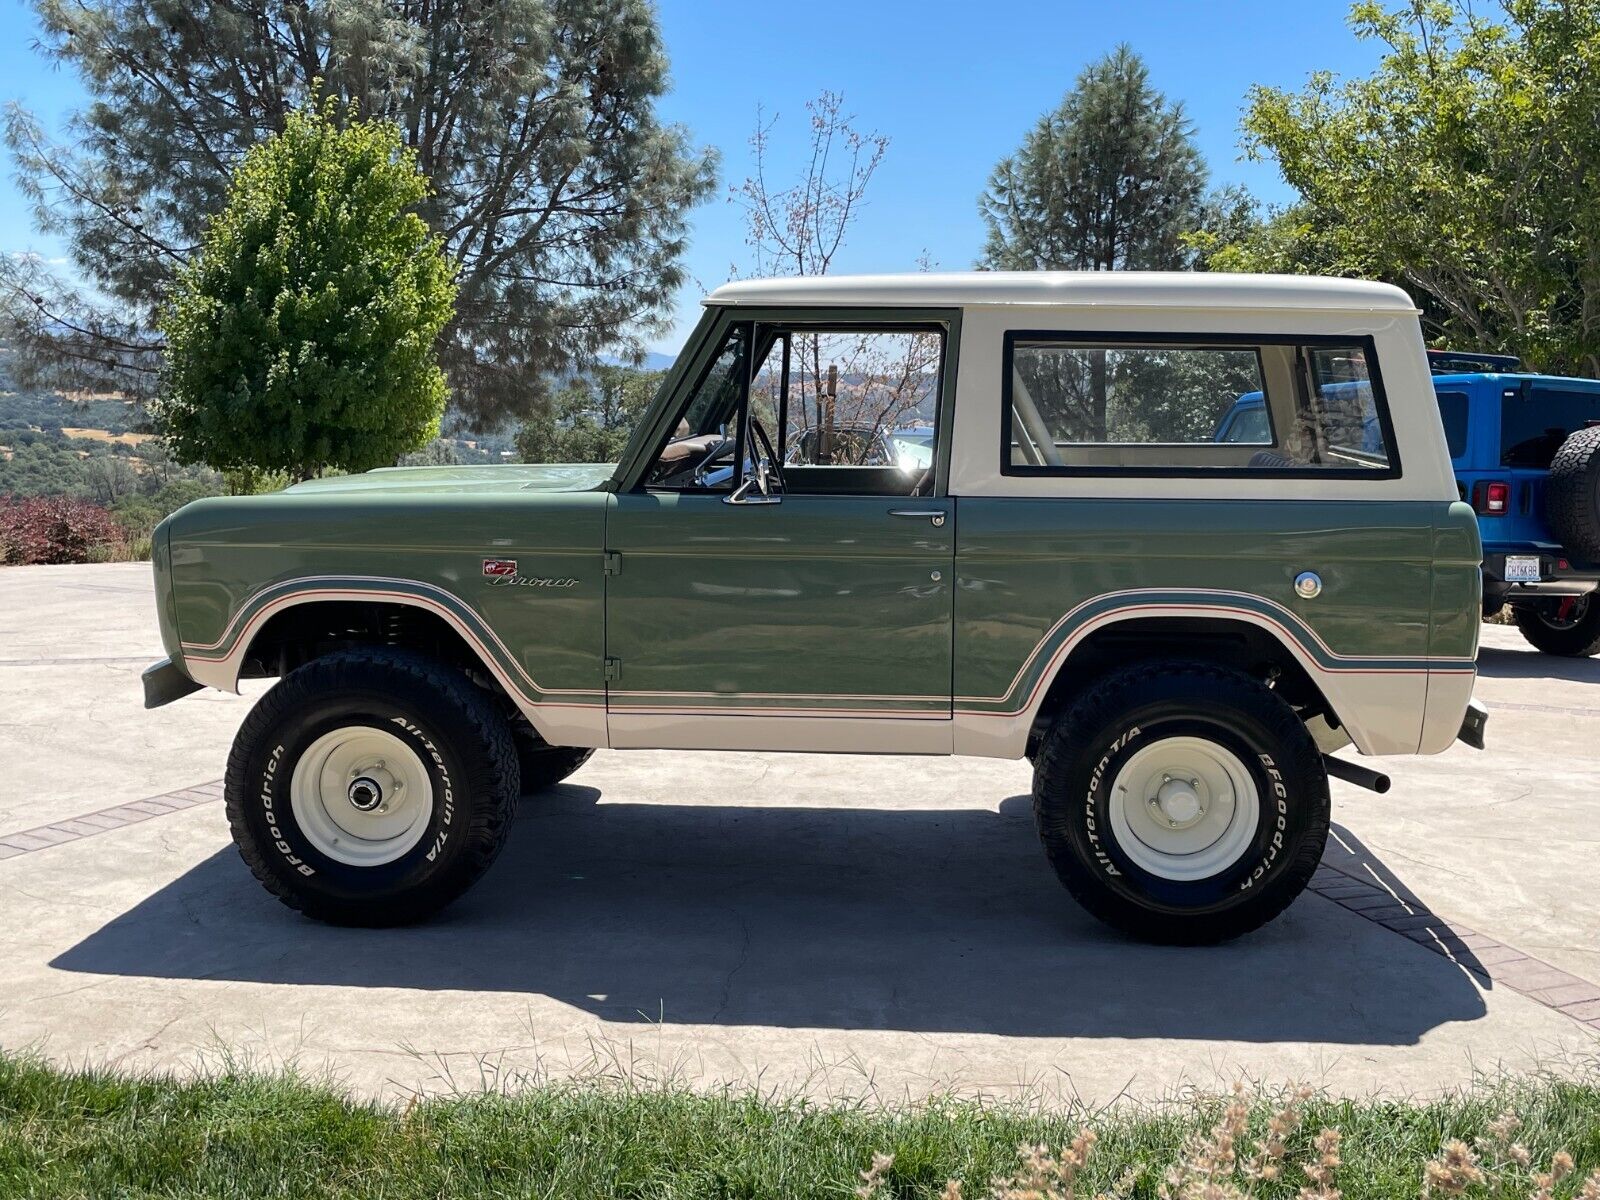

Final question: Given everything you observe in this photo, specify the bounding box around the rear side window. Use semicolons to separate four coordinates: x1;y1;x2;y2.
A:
1435;391;1470;460
1002;334;1397;475
1500;387;1600;468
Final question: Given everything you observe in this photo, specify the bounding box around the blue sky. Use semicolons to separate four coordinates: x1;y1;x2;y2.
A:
0;0;1384;352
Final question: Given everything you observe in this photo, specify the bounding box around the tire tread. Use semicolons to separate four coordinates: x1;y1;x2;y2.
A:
1032;660;1328;944
223;647;519;926
1547;425;1600;563
1511;603;1600;657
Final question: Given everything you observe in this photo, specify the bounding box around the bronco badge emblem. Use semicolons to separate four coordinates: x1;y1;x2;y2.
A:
482;559;578;588
489;575;579;588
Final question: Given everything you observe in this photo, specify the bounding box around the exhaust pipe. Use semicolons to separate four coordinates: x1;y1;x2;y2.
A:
1323;755;1391;794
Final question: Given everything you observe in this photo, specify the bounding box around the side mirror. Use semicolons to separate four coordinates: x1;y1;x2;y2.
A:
724;456;782;506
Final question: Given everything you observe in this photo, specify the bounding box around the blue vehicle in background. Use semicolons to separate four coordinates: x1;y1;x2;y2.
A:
1213;350;1600;655
1214;383;1384;455
1211;392;1271;445
1427;350;1600;656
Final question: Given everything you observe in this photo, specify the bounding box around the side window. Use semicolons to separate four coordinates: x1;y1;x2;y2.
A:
1435;390;1470;461
751;326;944;494
1302;346;1389;467
1003;335;1397;475
641;325;749;490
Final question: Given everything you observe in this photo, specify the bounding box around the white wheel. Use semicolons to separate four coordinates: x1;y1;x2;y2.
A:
289;725;434;867
1106;735;1261;882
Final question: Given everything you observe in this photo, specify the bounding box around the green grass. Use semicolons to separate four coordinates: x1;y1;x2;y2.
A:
1;1052;1598;1199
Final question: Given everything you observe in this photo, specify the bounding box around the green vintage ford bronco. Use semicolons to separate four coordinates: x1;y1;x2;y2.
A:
144;272;1487;943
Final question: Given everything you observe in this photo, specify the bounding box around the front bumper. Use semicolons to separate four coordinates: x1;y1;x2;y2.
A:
142;657;202;709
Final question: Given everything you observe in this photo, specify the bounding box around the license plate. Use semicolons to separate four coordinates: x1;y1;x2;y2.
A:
1505;555;1542;582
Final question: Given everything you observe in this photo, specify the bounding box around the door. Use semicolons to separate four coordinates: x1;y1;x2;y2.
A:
604;315;957;751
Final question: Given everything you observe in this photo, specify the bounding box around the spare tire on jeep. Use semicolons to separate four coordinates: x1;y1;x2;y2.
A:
1547;425;1600;562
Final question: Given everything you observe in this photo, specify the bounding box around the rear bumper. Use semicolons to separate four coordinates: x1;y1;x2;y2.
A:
142;657;202;709
1484;550;1600;600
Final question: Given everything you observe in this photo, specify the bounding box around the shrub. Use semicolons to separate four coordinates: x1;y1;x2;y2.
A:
152;478;221;514
0;494;120;564
158;99;457;480
84;535;152;563
111;495;162;538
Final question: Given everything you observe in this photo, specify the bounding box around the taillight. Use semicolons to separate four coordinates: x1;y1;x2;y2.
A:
1472;481;1510;516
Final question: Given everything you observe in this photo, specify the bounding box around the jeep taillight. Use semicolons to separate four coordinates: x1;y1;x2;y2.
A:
1472;481;1510;515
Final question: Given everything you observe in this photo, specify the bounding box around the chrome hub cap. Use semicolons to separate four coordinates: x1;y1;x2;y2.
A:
1108;736;1261;881
290;726;433;867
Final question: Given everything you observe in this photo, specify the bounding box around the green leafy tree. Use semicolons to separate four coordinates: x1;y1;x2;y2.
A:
1224;0;1600;374
398;439;464;468
158;102;456;478
1189;202;1352;278
516;365;664;463
1;0;716;423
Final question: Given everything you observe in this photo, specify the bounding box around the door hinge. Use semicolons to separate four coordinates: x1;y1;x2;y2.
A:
603;656;622;682
603;550;622;575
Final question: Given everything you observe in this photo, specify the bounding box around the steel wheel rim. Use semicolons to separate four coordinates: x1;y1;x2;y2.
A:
289;726;434;867
1107;735;1261;882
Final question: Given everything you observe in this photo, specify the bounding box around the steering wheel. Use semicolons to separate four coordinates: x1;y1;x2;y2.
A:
686;435;736;486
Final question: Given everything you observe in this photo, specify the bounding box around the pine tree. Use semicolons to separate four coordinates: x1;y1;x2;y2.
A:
978;45;1208;274
978;47;1221;438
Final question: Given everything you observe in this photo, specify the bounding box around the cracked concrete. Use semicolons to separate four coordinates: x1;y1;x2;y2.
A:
0;563;1596;1104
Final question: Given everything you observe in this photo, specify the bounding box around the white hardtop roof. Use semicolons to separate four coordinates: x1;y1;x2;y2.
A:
705;271;1417;314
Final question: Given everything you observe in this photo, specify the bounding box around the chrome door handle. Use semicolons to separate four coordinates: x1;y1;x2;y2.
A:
889;508;947;527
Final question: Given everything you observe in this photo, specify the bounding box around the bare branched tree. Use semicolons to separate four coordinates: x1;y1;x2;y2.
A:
732;90;888;280
731;93;936;462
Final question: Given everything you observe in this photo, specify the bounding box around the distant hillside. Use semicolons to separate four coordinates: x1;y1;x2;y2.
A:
0;389;147;436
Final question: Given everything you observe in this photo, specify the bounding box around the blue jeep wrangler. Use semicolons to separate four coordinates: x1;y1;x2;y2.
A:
1429;351;1600;656
1215;352;1600;656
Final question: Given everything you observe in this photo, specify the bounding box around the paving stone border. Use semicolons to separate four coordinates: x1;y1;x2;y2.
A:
1309;863;1600;1032
1;778;1595;1035
0;655;161;667
0;781;222;859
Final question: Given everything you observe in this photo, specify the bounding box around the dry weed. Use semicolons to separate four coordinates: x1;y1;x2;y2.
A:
853;1092;1597;1200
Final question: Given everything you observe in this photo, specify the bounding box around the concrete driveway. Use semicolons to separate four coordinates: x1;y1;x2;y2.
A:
0;562;1595;1103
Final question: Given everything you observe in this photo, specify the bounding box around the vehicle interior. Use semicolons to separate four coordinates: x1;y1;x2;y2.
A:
643;322;944;498
1006;339;1392;472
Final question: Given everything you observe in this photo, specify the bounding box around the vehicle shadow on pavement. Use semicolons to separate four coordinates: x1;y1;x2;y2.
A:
1476;644;1600;684
53;790;1487;1043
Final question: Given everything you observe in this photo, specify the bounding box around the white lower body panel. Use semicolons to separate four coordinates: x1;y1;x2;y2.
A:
606;712;954;754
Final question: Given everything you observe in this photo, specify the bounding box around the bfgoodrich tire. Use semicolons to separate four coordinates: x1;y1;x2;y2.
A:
1513;596;1600;657
1032;662;1329;944
224;648;520;926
